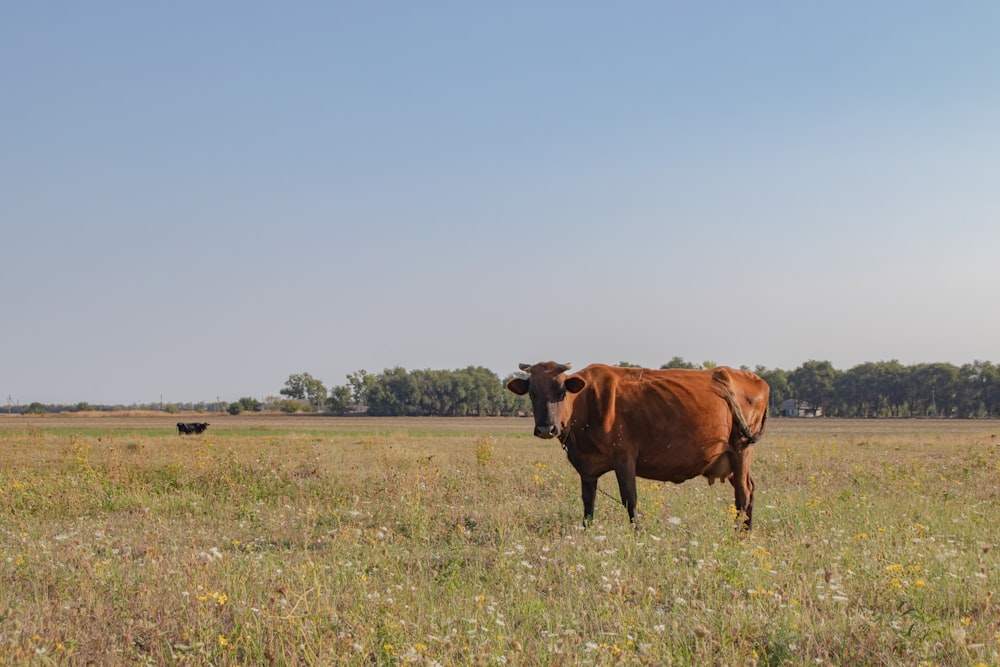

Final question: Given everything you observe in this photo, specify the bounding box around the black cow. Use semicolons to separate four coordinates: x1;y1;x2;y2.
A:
177;422;209;435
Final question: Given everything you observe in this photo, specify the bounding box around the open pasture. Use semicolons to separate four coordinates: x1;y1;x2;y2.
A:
1;416;998;665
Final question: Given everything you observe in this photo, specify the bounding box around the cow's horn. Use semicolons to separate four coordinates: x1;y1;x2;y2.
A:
518;363;532;371
557;362;572;372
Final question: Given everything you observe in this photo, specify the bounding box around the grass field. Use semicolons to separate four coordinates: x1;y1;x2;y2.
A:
1;415;997;666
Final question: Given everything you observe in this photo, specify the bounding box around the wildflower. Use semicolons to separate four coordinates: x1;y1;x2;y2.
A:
217;635;229;648
201;591;228;605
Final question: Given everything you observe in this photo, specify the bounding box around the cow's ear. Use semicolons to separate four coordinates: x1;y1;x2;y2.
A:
565;376;586;393
507;378;529;395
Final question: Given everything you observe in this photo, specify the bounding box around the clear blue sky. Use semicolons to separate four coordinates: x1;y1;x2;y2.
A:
3;2;998;405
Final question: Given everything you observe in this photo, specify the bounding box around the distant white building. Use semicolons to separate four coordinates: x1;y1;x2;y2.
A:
782;399;823;417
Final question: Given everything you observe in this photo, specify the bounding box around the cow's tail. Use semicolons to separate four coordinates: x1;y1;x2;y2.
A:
713;369;766;446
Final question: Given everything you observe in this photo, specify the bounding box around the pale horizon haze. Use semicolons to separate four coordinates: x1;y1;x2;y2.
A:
2;3;998;405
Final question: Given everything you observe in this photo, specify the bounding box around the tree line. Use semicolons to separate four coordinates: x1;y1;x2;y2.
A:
7;358;997;418
272;358;998;419
753;359;999;418
275;367;531;417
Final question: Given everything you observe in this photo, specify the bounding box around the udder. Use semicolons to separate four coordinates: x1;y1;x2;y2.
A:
702;454;732;485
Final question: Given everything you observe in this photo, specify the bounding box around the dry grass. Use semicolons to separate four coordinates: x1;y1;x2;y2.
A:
1;416;998;665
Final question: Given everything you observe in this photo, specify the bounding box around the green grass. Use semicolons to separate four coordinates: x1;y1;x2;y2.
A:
0;417;998;665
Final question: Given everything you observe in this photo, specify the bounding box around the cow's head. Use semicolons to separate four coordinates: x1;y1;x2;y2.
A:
507;362;586;439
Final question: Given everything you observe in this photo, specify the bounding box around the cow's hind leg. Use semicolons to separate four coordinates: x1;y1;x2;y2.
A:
729;448;755;531
613;467;639;526
581;477;598;527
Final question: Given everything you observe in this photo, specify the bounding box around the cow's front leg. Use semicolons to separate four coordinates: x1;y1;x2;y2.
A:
613;466;638;526
580;475;597;528
729;448;755;531
581;476;598;526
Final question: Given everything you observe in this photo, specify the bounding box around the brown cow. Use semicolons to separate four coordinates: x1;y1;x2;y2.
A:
507;362;769;529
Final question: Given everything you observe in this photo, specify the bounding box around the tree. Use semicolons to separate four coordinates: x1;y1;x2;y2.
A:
958;360;999;418
325;386;353;415
908;363;959;417
228;397;262;415
836;363;884;417
661;356;697;370
281;373;327;411
754;366;788;416
789;360;839;416
367;366;421;416
346;370;377;410
25;402;46;415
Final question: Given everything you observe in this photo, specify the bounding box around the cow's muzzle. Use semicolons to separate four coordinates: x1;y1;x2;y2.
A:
534;423;561;439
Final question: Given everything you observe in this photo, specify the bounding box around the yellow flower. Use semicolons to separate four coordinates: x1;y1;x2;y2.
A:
912;579;926;589
217;635;229;648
